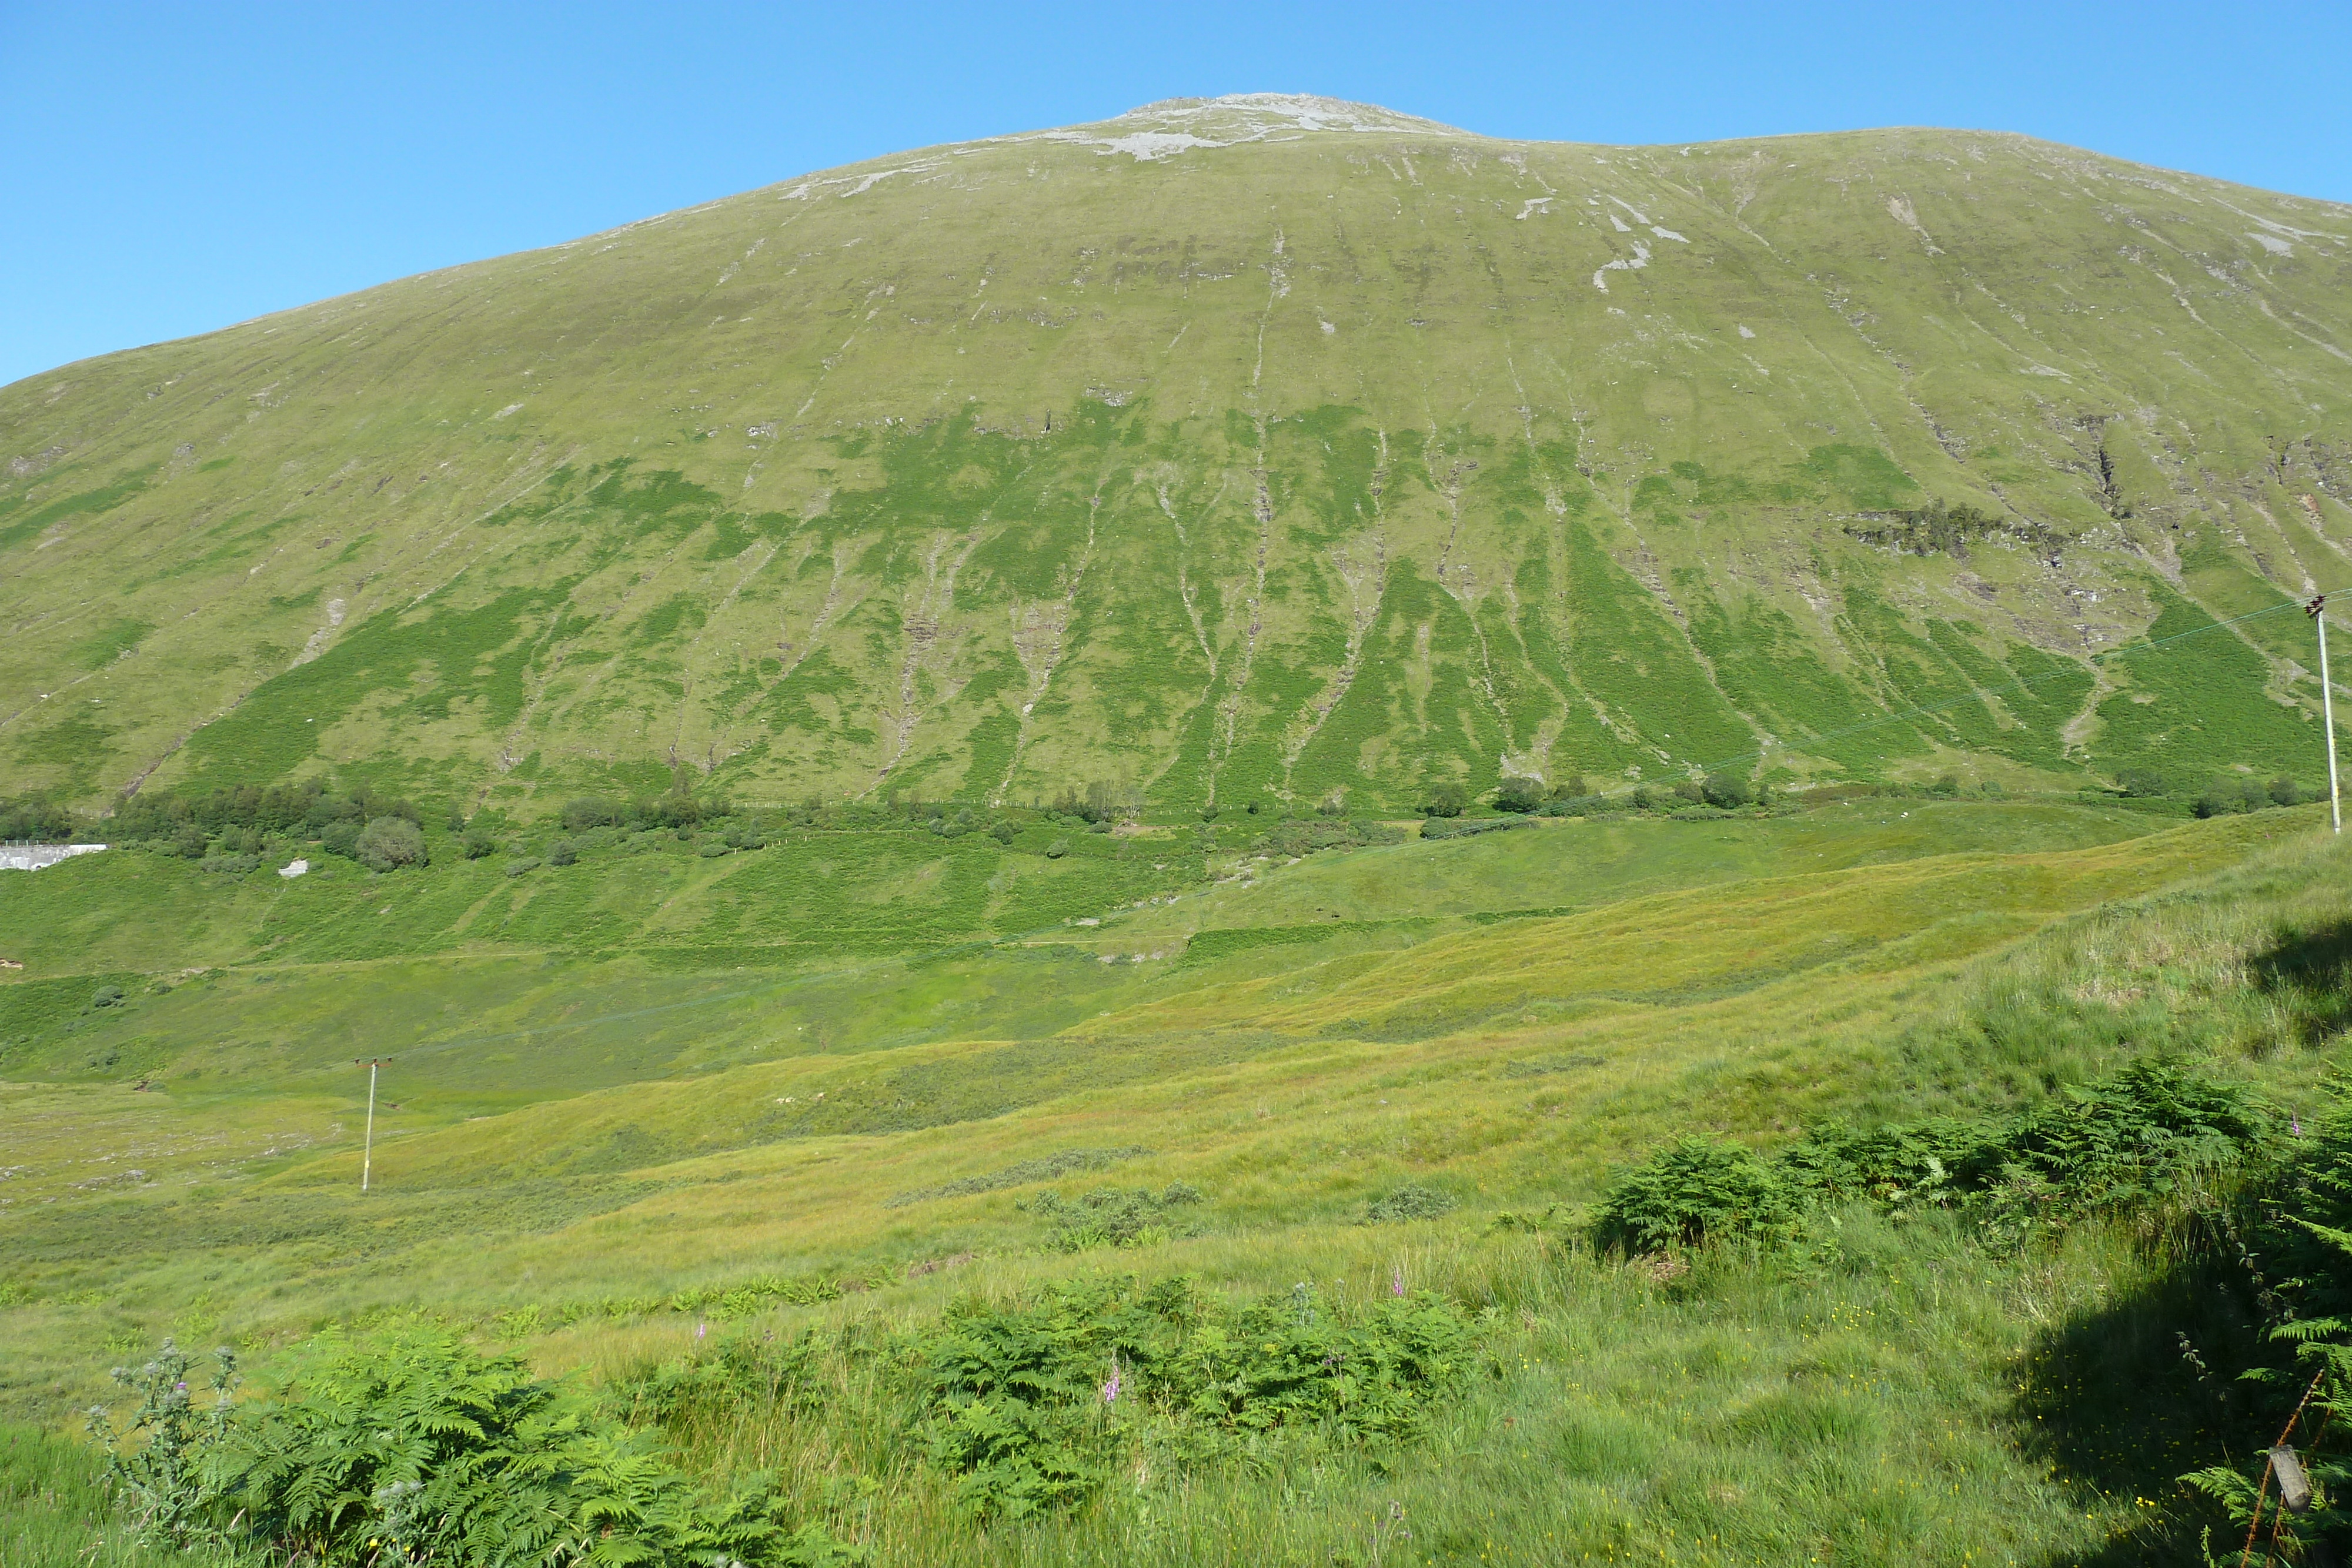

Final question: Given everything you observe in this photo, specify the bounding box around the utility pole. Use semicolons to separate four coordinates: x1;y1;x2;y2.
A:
2311;596;2341;835
357;1058;383;1193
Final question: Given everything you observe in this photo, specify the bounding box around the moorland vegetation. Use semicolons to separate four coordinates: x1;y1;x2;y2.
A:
6;93;2352;1567
2;781;2348;1564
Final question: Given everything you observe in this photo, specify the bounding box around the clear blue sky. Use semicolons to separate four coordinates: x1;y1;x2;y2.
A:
6;1;2346;389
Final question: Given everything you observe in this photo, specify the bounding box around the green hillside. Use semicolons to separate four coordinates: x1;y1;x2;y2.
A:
8;96;2352;1567
6;96;2350;815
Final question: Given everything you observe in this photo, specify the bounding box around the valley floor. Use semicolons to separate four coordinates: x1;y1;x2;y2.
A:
2;797;2343;1564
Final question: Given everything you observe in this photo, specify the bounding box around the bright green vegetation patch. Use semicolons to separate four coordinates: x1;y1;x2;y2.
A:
69;617;153;670
2091;582;2321;780
181;586;566;787
1795;443;1921;509
0;468;151;552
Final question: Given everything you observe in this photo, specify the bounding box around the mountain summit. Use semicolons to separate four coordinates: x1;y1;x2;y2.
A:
1036;94;1469;158
4;106;2348;814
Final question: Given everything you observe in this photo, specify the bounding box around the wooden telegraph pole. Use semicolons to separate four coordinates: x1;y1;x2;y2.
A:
357;1058;384;1193
2311;595;2341;835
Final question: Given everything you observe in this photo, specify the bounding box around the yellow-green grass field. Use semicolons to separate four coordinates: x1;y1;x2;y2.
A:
2;798;2344;1563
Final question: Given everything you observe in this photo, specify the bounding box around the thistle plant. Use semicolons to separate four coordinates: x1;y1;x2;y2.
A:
85;1337;239;1546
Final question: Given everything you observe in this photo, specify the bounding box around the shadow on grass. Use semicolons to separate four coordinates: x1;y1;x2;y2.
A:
2251;918;2352;1044
2012;1249;2273;1566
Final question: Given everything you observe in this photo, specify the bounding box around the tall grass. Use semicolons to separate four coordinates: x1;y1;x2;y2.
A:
529;1215;2203;1565
0;1425;241;1568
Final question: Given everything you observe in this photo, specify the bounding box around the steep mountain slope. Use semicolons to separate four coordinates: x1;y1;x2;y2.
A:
5;93;2350;815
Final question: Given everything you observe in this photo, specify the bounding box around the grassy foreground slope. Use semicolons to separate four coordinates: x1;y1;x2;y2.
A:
3;804;2346;1562
5;97;2351;814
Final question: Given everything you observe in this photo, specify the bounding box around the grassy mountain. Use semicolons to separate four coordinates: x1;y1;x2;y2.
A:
8;101;2352;1560
5;95;2350;816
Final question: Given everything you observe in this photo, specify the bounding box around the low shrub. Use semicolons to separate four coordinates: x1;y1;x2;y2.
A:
2176;1092;2352;1556
1250;818;1404;859
1593;1137;1798;1254
1418;781;1467;818
87;1329;861;1567
1700;771;1754;809
669;1273;847;1320
910;1276;1473;1518
1362;1184;1458;1223
353;817;427;872
1494;777;1546;813
1420;816;1532;841
1772;1117;1996;1211
1018;1183;1205;1252
1595;1061;2270;1253
1983;1058;2266;1214
89;1289;1477;1543
562;796;625;832
612;1332;828;1429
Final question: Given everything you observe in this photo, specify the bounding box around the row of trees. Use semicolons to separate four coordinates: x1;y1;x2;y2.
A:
559;786;729;833
140;811;427;872
0;795;77;841
556;780;1137;836
2116;767;2316;817
88;781;432;872
1456;771;1765;817
9;757;2330;862
112;780;423;842
2194;775;2311;818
